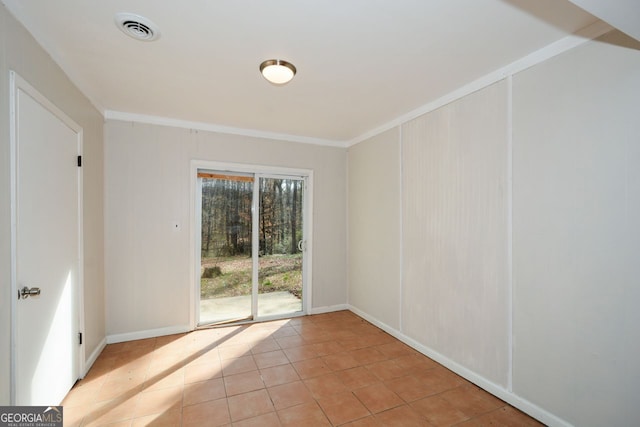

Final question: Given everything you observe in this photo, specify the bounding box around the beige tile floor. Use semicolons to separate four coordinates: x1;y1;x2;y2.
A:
62;311;543;426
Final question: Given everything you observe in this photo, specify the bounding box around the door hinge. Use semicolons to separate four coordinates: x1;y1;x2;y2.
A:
77;155;82;167
78;332;83;345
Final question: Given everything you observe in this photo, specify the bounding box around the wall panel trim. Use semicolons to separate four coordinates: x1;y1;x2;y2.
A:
506;75;514;393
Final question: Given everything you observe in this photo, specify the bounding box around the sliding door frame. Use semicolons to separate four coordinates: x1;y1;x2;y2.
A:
189;160;313;329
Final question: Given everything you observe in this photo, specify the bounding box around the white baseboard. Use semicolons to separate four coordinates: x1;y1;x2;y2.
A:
309;304;349;315
104;306;348;345
106;325;191;344
103;307;348;346
348;305;570;427
81;337;106;378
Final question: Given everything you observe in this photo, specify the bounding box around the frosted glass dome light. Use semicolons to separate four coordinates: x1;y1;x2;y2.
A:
260;59;297;85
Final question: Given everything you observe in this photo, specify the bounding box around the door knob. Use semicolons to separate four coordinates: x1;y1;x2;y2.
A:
19;286;41;299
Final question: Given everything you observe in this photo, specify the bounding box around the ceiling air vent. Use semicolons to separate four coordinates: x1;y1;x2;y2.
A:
115;13;160;41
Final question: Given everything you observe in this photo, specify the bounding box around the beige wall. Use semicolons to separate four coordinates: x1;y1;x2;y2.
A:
348;31;640;426
348;128;401;329
512;30;640;426
0;4;105;404
349;80;510;387
104;121;347;337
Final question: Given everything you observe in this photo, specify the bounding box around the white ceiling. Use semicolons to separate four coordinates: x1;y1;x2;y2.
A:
567;0;640;42
2;0;606;143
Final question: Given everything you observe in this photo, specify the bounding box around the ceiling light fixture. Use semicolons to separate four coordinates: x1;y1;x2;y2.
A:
260;59;297;85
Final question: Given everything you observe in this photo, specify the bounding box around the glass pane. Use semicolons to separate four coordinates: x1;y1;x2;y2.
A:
199;175;253;324
257;178;304;317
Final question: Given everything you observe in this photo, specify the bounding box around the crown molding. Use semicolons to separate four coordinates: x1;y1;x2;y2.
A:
104;110;346;148
346;20;613;147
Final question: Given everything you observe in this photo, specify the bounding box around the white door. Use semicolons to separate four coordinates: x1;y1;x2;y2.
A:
11;73;82;405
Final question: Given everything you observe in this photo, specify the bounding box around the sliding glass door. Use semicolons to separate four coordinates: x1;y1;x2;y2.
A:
257;177;304;318
198;172;254;324
196;169;307;326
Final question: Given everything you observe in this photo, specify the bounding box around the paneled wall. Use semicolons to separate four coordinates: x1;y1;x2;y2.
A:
512;30;640;426
105;121;347;337
348;31;640;426
401;80;509;387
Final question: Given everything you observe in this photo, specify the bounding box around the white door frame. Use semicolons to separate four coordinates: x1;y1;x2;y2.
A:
9;71;85;403
189;160;313;329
